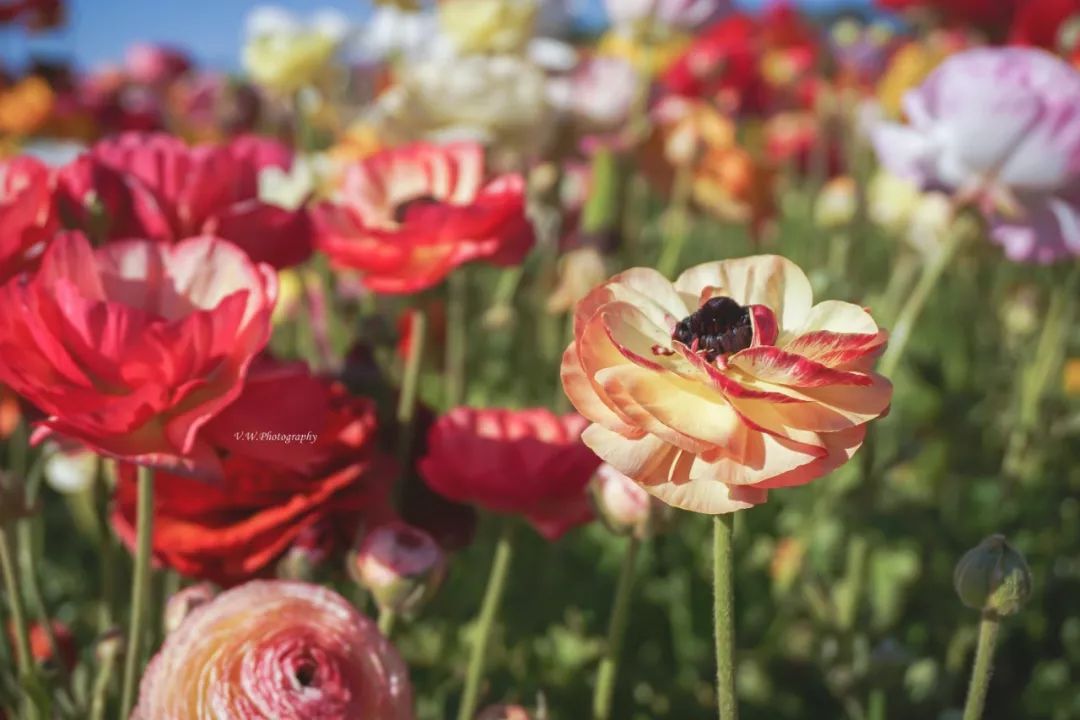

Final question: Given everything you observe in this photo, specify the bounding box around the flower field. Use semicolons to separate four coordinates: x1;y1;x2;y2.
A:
0;1;1078;719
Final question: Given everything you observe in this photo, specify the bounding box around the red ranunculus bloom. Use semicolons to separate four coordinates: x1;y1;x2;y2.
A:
313;142;534;294
0;231;276;475
878;0;1021;36
0;156;56;283
418;407;601;540
1009;0;1080;54
112;358;396;585
55;132;312;268
661;8;818;115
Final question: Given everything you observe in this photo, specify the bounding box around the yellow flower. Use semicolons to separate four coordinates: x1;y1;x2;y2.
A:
0;77;54;136
439;0;537;54
597;29;691;76
876;34;960;118
561;256;892;514
242;11;342;95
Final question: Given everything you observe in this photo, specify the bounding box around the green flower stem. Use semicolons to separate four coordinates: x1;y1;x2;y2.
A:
457;521;517;720
878;216;969;378
446;271;468;408
395;309;426;477
89;643;119;720
657;160;695;279
118;465;155;720
0;523;37;701
377;607;397;639
961;613;1001;720
592;535;641;720
714;514;739;720
1002;265;1078;479
18;451;71;688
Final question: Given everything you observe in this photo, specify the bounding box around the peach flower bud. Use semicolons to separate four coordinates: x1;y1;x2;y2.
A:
590;463;671;538
163;583;218;635
351;522;447;615
133;580;415;719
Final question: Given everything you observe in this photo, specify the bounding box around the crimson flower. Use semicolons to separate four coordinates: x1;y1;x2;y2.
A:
418;407;601;540
112;358;397;585
1009;0;1080;55
0;231;276;475
56;132;313;268
313;142;534;294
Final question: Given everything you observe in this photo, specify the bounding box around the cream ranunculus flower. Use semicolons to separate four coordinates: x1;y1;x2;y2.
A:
242;7;349;94
561;255;892;514
370;54;552;158
439;0;537;54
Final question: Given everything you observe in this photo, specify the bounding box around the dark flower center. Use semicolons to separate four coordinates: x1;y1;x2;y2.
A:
294;661;317;688
672;296;753;361
393;194;440;223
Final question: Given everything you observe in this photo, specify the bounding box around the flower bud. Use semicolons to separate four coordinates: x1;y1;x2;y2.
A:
953;534;1032;617
43;442;98;494
276;524;334;582
814;176;856;229
164;583;218;635
94;626;125;665
590;464;671;539
351;521;446;615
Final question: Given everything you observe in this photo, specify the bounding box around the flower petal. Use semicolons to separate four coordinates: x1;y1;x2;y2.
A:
675;255;813;330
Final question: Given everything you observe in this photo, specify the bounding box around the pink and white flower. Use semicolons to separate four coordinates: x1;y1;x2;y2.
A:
872;47;1080;263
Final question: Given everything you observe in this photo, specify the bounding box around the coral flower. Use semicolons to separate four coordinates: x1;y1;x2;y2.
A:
561;256;892;514
0;155;56;283
418;407;601;540
112;358;396;584
132;580;415;720
56;132;313;268
872;47;1080;263
314;142;533;294
0;232;277;475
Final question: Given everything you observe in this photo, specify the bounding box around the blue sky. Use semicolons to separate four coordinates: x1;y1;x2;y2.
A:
1;0;877;72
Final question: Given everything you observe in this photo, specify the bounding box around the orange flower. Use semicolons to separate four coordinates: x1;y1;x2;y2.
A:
560;256;892;514
0;76;54;136
645;97;774;229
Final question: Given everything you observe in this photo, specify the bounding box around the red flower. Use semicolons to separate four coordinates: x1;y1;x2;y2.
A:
0;232;276;475
418;407;601;540
877;0;1021;35
0;156;56;283
56;132;312;268
313;142;534;294
112;358;397;585
661;8;818;115
1010;0;1080;54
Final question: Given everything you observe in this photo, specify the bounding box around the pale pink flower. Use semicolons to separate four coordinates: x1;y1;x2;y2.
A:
133;580;414;719
872;47;1080;263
